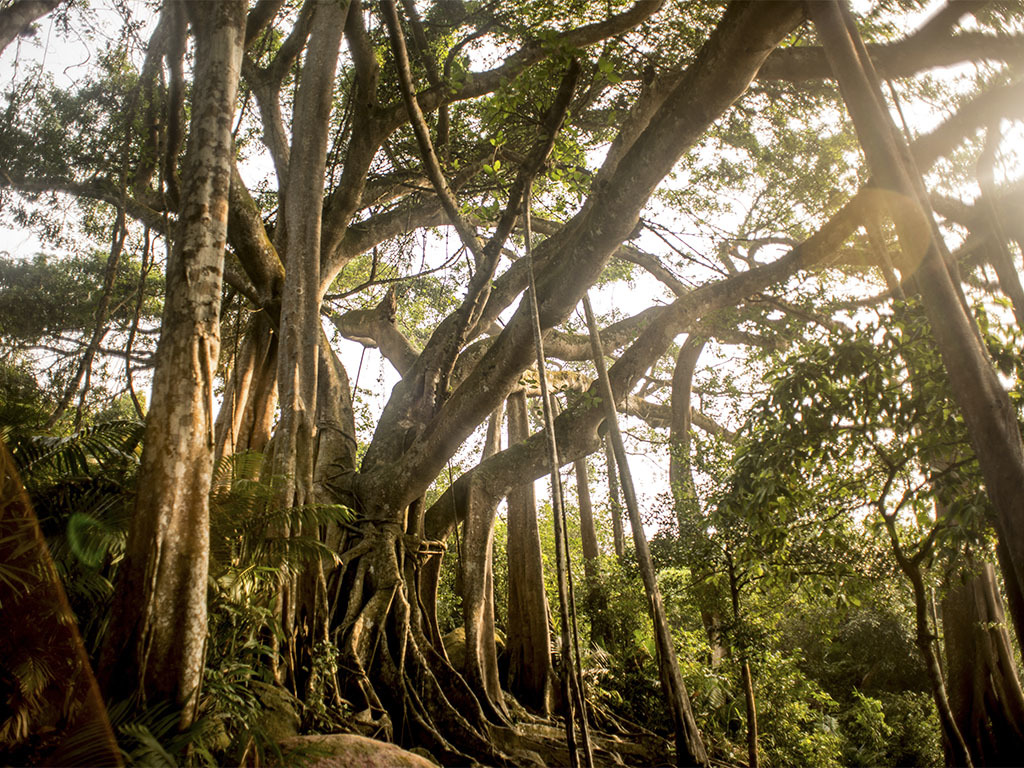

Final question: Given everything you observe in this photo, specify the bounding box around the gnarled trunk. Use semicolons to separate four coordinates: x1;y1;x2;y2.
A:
330;506;505;765
100;0;247;723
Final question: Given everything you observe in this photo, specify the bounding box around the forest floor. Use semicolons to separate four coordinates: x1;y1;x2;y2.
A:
487;719;676;767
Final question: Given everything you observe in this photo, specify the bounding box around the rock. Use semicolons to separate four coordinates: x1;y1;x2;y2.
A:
277;734;438;768
442;625;506;672
442;626;467;669
254;682;300;742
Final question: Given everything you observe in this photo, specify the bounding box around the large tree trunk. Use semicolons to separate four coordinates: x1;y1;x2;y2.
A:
809;0;1024;653
100;0;246;723
459;406;509;721
943;560;1024;766
505;389;555;714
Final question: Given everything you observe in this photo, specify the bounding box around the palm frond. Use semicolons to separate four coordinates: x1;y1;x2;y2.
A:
65;510;126;568
10;420;143;488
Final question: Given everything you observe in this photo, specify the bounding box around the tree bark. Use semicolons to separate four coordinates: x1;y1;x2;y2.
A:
100;0;246;723
505;389;555;714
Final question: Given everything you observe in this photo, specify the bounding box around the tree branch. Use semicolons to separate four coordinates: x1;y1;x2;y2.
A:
760;30;1023;82
0;0;61;55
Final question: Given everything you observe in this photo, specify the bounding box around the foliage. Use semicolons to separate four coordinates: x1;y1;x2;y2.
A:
1;421;353;764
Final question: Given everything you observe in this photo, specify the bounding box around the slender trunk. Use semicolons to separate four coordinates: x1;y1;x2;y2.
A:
100;0;246;723
460;406;509;721
910;565;973;767
525;198;594;768
575;455;599;579
213;310;278;463
996;537;1024;663
669;336;726;667
669;335;705;531
727;557;758;768
272;0;349;510
740;660;758;767
46;208;126;429
270;0;349;691
605;434;625;559
583;294;708;767
505;389;555;714
879;509;974;767
810;0;1024;653
575;449;612;650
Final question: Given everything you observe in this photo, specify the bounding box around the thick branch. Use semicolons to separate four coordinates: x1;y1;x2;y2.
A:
365;2;805;510
329;289;420;376
760;30;1023;82
0;0;60;54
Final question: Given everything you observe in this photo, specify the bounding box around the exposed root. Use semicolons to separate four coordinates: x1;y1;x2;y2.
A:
330;522;513;765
